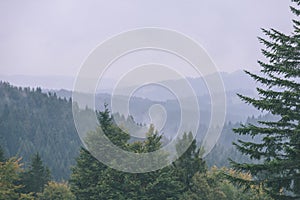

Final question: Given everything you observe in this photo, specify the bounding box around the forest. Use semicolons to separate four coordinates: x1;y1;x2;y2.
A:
1;0;300;199
0;103;272;200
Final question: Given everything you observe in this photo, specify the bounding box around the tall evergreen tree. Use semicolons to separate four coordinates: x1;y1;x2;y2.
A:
122;125;183;199
230;1;300;199
20;153;51;195
173;132;207;192
0;145;5;162
70;104;131;199
70;147;107;199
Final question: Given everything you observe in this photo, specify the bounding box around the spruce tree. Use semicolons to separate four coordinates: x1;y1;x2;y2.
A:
70;147;107;199
173;132;207;192
70;105;132;199
230;1;300;199
0;146;5;162
20;153;51;195
96;103;130;148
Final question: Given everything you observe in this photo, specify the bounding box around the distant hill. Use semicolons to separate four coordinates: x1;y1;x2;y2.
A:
0;69;258;97
0;82;82;180
1;70;262;124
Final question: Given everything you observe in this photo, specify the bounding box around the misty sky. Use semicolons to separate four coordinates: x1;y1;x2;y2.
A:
0;0;294;78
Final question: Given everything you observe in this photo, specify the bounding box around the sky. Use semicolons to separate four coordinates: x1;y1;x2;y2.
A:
0;0;294;79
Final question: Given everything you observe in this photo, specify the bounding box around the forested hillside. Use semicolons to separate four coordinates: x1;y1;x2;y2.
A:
0;82;82;180
0;81;273;180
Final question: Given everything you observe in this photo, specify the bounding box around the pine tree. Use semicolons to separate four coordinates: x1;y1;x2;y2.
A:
70;147;107;199
20;153;51;195
123;125;183;199
70;104;132;199
173;132;207;192
230;1;300;199
0;145;5;162
95;103;130;148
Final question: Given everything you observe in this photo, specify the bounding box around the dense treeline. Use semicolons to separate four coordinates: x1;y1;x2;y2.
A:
68;107;272;199
0;81;256;181
0;107;272;199
0;81;286;199
0;82;82;180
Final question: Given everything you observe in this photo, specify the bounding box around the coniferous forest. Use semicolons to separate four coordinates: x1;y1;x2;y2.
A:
0;82;82;180
1;0;300;199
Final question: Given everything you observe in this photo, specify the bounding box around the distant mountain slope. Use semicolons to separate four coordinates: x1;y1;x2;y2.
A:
0;82;82;180
0;70;258;96
1;70;262;123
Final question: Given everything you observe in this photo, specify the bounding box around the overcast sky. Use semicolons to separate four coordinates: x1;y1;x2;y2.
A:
0;0;294;78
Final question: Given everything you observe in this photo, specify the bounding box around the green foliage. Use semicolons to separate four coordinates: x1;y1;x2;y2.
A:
0;145;5;162
205;117;276;168
96;103;130;149
0;154;73;200
230;1;300;199
0;157;34;200
20;153;51;195
0;82;260;180
174;132;206;192
70;108;184;199
181;167;272;200
69;147;105;199
73;108;267;199
37;181;75;200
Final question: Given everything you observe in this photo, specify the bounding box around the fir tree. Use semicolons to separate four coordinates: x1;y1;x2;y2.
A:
0;145;5;162
96;103;130;148
69;147;106;199
230;1;300;199
173;132;207;192
20;153;51;195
